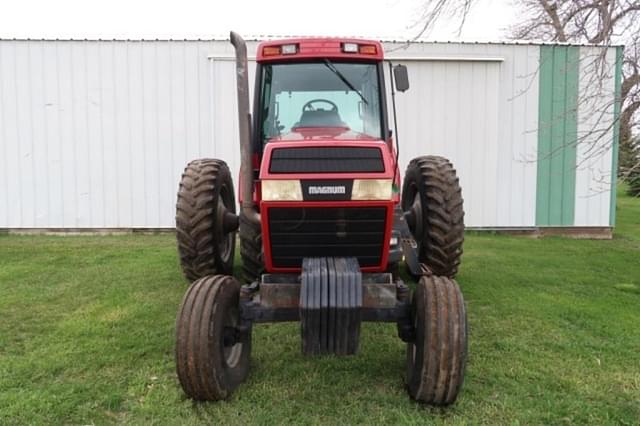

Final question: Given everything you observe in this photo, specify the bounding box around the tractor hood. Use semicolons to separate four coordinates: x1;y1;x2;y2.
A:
258;135;398;274
259;137;395;180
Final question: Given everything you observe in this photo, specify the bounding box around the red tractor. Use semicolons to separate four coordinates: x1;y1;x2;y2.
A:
174;32;467;405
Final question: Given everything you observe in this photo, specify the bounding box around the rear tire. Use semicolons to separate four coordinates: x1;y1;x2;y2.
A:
406;275;467;405
176;159;237;282
239;211;264;283
175;275;251;401
402;156;464;278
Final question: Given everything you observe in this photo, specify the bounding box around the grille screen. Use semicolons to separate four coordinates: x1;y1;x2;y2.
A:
269;147;384;174
268;207;387;268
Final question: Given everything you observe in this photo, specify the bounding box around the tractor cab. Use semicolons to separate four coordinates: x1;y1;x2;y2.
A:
255;41;386;146
253;38;396;146
250;39;405;272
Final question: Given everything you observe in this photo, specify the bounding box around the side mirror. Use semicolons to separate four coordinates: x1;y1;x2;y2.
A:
393;64;409;92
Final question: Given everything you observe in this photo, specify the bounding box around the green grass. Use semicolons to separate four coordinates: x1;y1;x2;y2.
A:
1;190;639;425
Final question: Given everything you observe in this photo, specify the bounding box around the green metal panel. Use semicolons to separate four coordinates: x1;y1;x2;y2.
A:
536;46;579;226
609;46;623;226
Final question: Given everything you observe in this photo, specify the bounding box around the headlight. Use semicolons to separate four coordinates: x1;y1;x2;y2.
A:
262;180;303;201
351;179;392;200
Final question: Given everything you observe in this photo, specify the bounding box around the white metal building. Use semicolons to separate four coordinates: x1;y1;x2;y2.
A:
0;38;622;234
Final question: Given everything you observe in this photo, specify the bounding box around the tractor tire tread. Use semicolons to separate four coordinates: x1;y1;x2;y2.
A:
175;275;250;400
239;211;264;283
406;275;467;405
404;155;464;277
176;159;236;281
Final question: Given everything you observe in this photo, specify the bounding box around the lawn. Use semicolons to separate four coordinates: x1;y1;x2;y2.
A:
1;189;639;425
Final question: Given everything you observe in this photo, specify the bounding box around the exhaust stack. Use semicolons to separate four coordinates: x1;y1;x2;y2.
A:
230;31;259;224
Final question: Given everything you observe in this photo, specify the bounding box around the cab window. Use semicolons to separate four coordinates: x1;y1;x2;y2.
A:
260;61;382;141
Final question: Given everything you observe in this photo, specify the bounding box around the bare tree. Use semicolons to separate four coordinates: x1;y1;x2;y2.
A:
412;0;476;39
511;1;640;178
511;1;640;44
417;0;640;180
619;31;640;175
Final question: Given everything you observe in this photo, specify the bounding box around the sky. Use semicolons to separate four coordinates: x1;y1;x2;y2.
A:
0;0;516;41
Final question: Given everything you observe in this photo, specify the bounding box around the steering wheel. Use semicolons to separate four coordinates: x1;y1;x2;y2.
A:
302;99;339;113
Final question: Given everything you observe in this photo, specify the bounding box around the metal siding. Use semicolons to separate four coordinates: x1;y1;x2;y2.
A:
512;45;541;227
17;42;30;225
113;41;132;227
0;40;215;228
536;46;580;226
0;40;611;229
384;42;539;228
574;46;617;227
57;42;77;227
0;43;9;226
609;46;624;226
73;42;92;227
127;41;145;226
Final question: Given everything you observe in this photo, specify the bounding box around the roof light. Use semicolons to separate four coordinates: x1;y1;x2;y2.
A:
342;43;358;53
281;44;298;55
359;44;377;55
263;46;281;56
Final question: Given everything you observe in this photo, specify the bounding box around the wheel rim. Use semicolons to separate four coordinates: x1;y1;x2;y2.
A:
217;184;235;263
222;306;243;369
406;299;418;386
224;340;242;368
403;183;424;244
411;304;418;365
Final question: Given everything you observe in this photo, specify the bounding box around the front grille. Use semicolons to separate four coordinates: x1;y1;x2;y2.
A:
269;147;385;174
268;207;386;268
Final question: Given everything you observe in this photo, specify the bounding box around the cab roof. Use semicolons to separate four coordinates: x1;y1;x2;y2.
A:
256;37;384;62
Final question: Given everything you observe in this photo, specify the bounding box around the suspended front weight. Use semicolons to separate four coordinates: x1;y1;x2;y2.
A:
300;257;363;356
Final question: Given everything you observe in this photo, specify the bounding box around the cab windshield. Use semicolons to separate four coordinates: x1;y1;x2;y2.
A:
259;61;383;142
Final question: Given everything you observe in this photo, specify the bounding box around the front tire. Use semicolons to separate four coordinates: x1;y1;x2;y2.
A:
402;156;464;278
406;275;467;405
176;159;237;281
175;275;251;401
